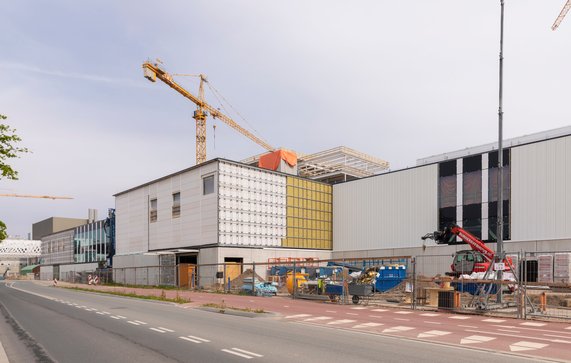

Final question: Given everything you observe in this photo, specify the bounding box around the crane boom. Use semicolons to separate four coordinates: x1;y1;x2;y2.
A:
142;61;275;164
0;194;73;200
552;0;571;30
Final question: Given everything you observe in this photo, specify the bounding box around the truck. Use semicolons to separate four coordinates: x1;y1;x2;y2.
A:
422;224;512;277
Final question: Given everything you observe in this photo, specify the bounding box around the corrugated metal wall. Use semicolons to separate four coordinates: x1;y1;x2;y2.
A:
115;162;219;254
511;136;571;241
218;161;287;247
333;165;438;251
284;176;332;249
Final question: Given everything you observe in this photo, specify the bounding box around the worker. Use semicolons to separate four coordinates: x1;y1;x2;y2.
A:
317;278;323;295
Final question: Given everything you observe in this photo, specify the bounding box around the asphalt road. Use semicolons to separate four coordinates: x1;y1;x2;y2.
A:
0;281;550;363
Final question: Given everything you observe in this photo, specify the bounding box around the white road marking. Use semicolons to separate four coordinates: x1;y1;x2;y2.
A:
483;318;506;323
566;327;571;330
394;318;410;321
116;315;127;319
498;329;520;333
96;312;105;315
460;335;496;344
109;316;121;320
150;328;166;333
543;333;571;340
350;307;367;310
180;336;203;344
285;314;312;319
102;312;111;315
304;316;333;322
353;322;383;329
420;313;440;317
187;335;210;342
325;310;337;313
418;330;451;338
369;315;384;318
424;321;442;325
127;321;141;326
458;325;478;328
222;349;254;359
394;311;413;315
449;316;471;320
158;327;175;332
134;320;147;325
0;339;9;363
327;319;356;325
520;322;546;327
383;326;415;333
465;329;570;344
509;341;548;352
283;305;289;308
232;348;263;357
346;313;358;316
372;309;387;312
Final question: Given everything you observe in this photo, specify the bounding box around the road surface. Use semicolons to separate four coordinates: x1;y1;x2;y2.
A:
0;281;560;363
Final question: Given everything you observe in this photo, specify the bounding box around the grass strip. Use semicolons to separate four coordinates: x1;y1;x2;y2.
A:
202;302;265;314
62;286;191;304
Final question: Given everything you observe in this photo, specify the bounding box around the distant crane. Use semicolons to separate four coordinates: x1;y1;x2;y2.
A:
0;194;73;200
552;0;571;30
142;60;275;165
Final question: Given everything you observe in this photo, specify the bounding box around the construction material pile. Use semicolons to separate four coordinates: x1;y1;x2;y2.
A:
354;267;379;285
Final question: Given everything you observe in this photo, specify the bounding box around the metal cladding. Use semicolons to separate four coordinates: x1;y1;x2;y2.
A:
218;162;287;247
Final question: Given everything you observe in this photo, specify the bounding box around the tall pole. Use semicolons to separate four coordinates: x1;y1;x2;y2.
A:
496;0;505;304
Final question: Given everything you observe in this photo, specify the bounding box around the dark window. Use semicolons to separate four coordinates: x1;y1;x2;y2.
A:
439;160;456;177
463;155;482;173
439;175;456;208
488;200;510;241
488;165;510;202
150;198;157;223
203;175;214;195
488;149;510;168
172;192;181;218
463;203;482;239
463;171;482;205
439;206;456;230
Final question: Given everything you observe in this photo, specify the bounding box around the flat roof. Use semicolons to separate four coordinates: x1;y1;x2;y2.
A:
417;125;571;166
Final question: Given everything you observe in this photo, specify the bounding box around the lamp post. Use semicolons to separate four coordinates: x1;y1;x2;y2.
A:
496;0;505;304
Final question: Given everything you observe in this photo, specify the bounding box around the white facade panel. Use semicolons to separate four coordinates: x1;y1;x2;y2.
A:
115;162;219;254
511;136;571;241
218;161;286;247
333;165;438;251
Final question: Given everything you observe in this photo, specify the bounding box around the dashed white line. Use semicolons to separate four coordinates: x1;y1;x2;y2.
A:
449;316;471;320
372;309;387;312
222;348;263;359
304;316;333;322
459;325;478;328
285;314;312;319
420;313;440;317
180;336;203;343
369;315;384;318
127;321;141;326
353;322;383;329
394;318;410;321
150;328;166;333
231;348;262;357
394;311;413;315
187;335;210;342
116;315;127;319
521;322;546;327
483;318;506;323
424;321;442;325
350;307;367;310
325;310;337;313
134;320;147;325
158;327;175;332
346;313;359;316
96;312;105;315
109;316;121;320
383;326;415;333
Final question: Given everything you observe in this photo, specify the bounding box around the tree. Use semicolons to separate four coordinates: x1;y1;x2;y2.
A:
0;114;29;241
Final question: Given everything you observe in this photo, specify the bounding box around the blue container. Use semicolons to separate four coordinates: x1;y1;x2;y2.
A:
325;284;343;295
451;282;498;295
375;266;406;292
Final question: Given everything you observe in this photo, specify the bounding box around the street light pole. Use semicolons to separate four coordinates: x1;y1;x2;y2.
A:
496;0;505;304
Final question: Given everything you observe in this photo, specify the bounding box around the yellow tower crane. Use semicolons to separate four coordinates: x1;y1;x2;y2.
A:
552;0;571;30
142;60;275;165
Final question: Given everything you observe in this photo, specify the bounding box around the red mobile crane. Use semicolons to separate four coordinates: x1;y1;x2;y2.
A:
422;225;512;277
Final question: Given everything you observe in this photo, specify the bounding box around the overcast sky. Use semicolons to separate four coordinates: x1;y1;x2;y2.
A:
1;1;569;238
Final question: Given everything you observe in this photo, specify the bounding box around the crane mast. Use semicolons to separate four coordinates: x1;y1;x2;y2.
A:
143;61;275;165
0;194;73;200
552;0;571;30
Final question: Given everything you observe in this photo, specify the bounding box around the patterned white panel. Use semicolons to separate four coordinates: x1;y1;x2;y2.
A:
218;161;287;247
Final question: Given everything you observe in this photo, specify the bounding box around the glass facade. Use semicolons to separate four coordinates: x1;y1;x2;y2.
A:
488;149;511;241
73;220;108;264
284;177;332;249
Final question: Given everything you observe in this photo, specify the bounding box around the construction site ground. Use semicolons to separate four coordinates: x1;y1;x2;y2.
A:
33;280;571;362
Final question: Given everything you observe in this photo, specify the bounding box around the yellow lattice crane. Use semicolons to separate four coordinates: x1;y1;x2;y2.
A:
0;194;73;200
552;0;571;30
143;60;275;164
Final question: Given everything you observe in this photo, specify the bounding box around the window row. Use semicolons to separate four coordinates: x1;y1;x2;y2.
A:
287;187;332;202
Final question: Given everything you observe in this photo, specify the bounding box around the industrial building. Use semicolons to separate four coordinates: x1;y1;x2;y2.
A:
332;126;571;276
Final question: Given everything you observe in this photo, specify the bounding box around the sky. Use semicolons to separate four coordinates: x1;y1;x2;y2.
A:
0;1;569;238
